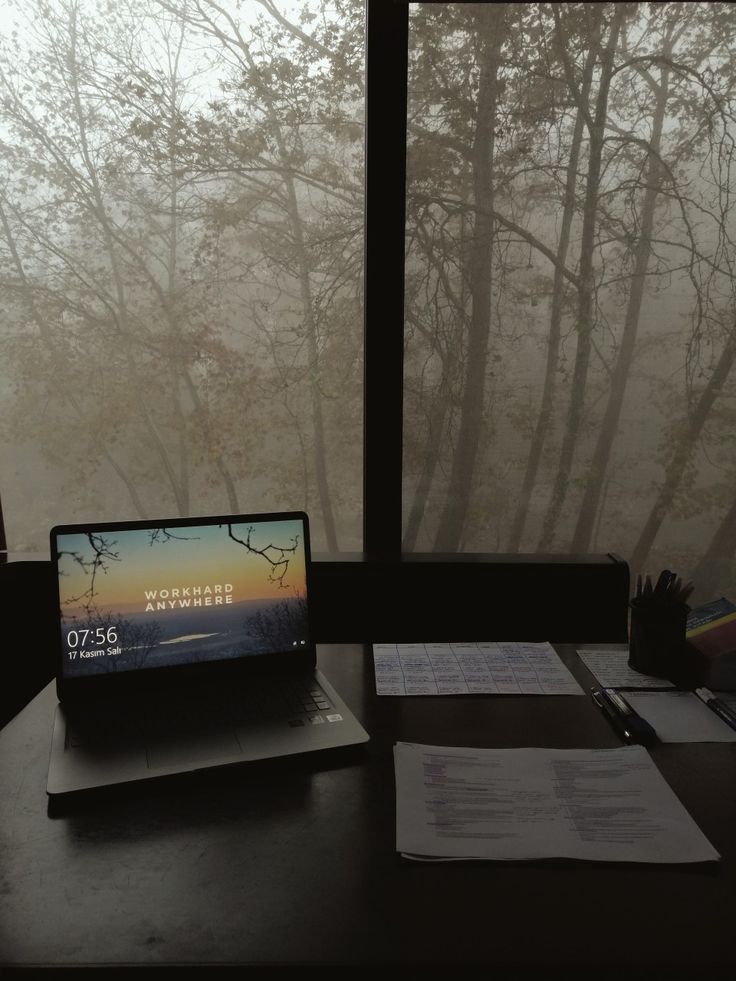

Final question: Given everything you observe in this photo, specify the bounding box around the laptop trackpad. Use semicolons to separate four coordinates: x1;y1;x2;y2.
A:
146;727;242;770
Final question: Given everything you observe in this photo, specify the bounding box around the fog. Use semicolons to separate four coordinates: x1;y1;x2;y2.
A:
1;1;735;604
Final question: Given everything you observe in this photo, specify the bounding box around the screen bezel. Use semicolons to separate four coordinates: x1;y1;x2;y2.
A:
51;510;316;703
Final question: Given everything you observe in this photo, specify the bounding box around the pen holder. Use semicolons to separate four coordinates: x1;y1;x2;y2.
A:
629;596;702;687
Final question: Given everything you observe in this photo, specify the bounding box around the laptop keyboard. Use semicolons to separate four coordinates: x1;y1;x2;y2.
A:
66;675;334;748
226;676;333;727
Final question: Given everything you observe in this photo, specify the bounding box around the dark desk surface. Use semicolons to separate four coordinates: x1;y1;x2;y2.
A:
1;643;735;973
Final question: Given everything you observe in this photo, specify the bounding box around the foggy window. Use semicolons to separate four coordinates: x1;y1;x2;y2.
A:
403;2;736;602
0;0;364;554
3;1;736;603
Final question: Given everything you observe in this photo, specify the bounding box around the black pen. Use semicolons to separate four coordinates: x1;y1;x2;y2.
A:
592;688;632;743
591;687;658;746
695;688;736;732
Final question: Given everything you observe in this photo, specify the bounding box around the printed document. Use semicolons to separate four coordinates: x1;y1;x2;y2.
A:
577;649;674;689
373;642;583;695
394;743;719;863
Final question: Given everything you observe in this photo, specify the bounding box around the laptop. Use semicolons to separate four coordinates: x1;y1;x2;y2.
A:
46;510;368;796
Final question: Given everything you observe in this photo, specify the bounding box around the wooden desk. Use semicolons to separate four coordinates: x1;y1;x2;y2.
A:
1;644;734;973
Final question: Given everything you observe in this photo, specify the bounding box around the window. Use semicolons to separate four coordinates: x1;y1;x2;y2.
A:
401;2;736;602
3;1;736;606
0;0;364;553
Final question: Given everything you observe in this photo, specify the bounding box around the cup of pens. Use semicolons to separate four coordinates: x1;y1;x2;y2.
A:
629;570;696;685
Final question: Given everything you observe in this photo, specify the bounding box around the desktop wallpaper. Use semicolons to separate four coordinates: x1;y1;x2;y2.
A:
55;518;309;678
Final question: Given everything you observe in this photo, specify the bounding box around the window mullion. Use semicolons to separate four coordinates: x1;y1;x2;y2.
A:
363;0;409;555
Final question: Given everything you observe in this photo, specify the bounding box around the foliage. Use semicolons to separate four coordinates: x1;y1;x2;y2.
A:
2;1;736;599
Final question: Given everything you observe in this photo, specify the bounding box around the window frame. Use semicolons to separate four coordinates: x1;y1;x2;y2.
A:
362;0;409;555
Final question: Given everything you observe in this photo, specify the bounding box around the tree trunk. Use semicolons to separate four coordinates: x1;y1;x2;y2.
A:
692;489;736;599
165;52;191;517
433;4;505;552
537;5;625;550
571;57;671;552
630;328;736;573
506;39;597;552
242;42;339;551
403;391;449;551
403;208;468;551
297;218;339;553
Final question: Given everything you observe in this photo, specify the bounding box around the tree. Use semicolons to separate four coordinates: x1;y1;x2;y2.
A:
506;5;600;552
572;2;736;554
430;4;508;551
537;2;626;550
0;0;249;519
0;0;365;551
154;0;365;550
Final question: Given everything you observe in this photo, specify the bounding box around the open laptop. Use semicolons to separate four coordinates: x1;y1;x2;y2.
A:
46;510;368;796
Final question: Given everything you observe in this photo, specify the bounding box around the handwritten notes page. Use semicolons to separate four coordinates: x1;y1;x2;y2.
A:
394;743;720;863
373;642;583;696
577;649;675;689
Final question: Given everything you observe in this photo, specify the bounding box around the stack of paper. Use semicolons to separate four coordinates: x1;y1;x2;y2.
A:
394;742;719;864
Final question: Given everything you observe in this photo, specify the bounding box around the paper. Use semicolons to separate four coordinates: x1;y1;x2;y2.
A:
394;742;719;863
577;649;675;688
623;691;736;743
372;642;583;696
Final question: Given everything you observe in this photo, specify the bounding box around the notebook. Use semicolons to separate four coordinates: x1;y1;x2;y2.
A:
46;510;368;796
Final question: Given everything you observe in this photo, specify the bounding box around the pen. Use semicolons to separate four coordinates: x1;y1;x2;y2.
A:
603;688;659;746
635;570;694;603
591;687;658;746
694;688;736;732
592;688;632;743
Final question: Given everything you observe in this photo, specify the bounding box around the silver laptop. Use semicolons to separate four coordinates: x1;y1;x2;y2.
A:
47;510;368;796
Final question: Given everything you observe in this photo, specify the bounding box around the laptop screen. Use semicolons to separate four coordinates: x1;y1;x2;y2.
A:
52;512;311;682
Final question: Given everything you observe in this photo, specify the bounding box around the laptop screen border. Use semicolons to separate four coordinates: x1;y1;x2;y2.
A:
50;510;316;703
